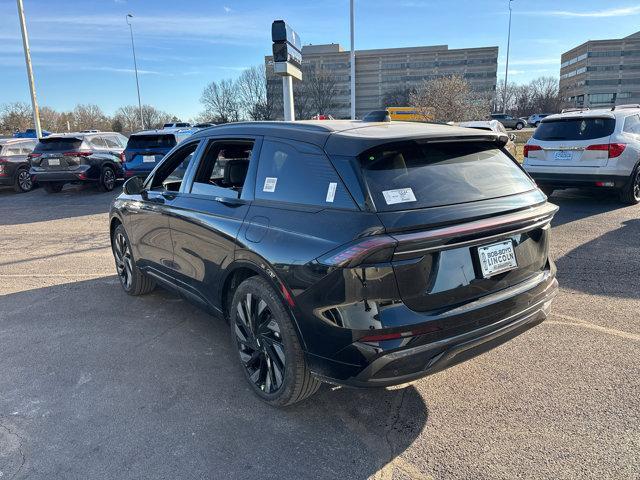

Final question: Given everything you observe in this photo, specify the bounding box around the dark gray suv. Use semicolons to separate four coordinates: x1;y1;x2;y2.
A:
491;114;526;130
30;132;128;193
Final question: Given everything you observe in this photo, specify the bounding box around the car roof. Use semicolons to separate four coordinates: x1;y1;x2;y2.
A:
0;137;36;145
130;129;177;136
191;120;501;156
543;108;640;122
42;132;120;139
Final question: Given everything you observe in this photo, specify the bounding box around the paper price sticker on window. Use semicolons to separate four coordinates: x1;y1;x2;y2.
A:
263;177;278;193
326;182;337;203
382;188;417;205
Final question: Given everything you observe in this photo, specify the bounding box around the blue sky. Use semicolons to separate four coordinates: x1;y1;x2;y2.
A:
2;0;640;120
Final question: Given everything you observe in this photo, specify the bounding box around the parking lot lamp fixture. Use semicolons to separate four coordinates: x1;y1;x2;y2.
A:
503;0;514;114
126;14;144;130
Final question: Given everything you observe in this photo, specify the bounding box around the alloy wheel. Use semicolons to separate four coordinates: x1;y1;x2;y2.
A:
634;170;640;201
234;293;286;394
113;232;133;289
103;168;115;190
18;170;32;191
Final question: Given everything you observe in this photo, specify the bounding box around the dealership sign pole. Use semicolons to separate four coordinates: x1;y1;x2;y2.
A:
272;20;302;121
16;0;42;139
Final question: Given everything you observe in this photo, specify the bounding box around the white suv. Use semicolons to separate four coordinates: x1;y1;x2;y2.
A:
523;105;640;204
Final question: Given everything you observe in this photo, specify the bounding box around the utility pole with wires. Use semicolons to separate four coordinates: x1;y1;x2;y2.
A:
16;0;42;138
502;0;514;113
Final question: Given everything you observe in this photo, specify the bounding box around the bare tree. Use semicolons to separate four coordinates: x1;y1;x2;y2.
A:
410;75;490;122
113;105;141;133
200;79;241;123
530;76;561;113
306;70;338;116
381;87;415;107
141;105;174;129
0;102;33;134
72;104;110;131
236;65;277;120
292;78;313;120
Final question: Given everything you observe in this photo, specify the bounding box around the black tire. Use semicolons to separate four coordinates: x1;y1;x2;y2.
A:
230;276;321;406
42;182;64;193
13;167;33;193
111;224;156;295
98;165;116;192
619;165;640;205
515;122;524;130
539;185;555;198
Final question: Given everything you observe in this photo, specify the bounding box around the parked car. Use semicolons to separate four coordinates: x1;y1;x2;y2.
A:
162;122;191;129
0;138;37;192
491;113;526;130
528;114;551;127
13;128;51;138
109;120;559;406
193;122;216;129
29;132;128;193
523;105;640;203
457;120;518;158
122;130;193;179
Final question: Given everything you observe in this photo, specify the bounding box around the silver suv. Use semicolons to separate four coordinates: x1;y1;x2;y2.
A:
523;105;640;204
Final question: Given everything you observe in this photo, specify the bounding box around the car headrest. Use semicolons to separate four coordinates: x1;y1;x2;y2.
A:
224;159;249;187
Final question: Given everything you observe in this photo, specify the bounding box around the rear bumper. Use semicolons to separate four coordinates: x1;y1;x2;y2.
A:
306;270;558;387
527;171;628;189
31;165;98;183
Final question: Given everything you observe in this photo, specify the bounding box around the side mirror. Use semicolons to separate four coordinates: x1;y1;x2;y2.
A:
509;133;517;142
123;176;144;196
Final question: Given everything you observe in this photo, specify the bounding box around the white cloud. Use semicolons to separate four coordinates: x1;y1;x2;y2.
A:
223;6;232;13
526;5;640;18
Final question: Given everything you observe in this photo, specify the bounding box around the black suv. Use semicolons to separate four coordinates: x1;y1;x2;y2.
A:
30;132;128;193
0;138;37;192
109;121;559;406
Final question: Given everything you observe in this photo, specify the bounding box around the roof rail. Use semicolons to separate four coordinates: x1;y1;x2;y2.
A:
611;104;640;111
561;107;589;113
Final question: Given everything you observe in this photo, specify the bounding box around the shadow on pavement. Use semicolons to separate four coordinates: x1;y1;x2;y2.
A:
549;189;628;228
0;184;120;226
0;277;428;480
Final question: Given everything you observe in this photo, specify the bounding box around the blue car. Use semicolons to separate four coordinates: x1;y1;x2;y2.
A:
13;129;52;138
122;129;193;179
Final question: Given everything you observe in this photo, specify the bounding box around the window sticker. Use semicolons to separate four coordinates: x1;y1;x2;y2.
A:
382;188;417;205
326;182;337;203
263;177;278;193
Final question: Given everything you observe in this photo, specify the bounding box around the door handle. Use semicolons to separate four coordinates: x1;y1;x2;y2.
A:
214;196;241;207
162;192;177;201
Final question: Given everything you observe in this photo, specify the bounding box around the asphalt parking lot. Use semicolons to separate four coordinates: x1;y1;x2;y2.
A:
0;185;638;480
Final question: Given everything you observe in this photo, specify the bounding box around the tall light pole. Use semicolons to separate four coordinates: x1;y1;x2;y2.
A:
502;0;514;113
349;0;356;120
126;14;144;129
16;0;42;138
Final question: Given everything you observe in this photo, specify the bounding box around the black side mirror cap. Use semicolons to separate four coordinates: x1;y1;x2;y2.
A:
123;176;144;195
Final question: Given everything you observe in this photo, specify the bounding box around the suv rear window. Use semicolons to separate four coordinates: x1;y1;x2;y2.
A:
34;137;82;152
126;135;176;150
533;118;615;141
359;141;534;211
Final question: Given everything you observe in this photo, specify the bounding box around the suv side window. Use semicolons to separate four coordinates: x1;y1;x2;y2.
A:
88;136;107;149
191;139;254;198
150;141;200;192
103;136;121;149
623;114;640;135
255;139;355;209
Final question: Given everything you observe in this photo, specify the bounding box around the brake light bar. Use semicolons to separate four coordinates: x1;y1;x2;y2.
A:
360;323;441;342
28;152;41;158
523;145;542;157
585;143;626;158
63;151;92;157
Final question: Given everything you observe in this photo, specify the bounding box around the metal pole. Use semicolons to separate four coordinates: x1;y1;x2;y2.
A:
349;0;356;120
126;14;144;129
282;76;294;121
16;0;42;138
502;0;513;113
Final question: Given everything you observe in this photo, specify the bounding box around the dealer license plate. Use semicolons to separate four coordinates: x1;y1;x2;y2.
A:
477;240;518;278
142;155;156;163
553;150;573;161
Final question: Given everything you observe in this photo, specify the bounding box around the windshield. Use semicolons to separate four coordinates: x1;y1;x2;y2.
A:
34;137;82;152
126;135;176;150
358;140;535;211
534;118;615;141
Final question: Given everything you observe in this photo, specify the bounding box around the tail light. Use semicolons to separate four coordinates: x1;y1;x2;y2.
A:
63;151;92;157
523;145;542;157
360;323;441;343
316;235;397;268
585;143;626;158
27;152;41;159
119;152;126;163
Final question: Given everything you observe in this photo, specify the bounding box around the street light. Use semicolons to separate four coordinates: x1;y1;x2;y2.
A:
126;13;144;129
16;0;42;138
502;0;514;113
